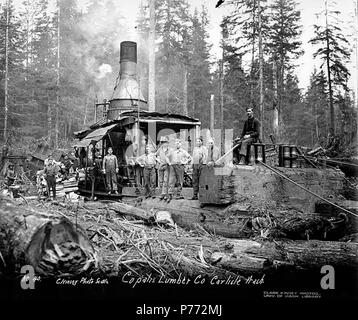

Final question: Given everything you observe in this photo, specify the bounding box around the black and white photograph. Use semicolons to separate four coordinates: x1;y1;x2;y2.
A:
0;0;357;314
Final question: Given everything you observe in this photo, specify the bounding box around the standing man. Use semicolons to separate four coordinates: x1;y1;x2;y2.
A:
136;144;157;198
156;136;170;200
234;107;261;165
168;139;192;201
207;137;220;165
103;147;119;195
191;137;208;200
90;150;103;200
4;163;16;187
44;155;60;199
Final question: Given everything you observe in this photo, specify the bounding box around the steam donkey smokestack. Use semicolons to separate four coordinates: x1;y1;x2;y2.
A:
108;41;147;120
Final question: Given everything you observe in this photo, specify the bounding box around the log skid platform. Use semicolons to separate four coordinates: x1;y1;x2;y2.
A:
199;165;345;212
77;164;351;240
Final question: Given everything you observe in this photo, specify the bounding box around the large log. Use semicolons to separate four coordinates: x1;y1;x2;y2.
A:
128;198;252;238
128;198;349;240
199;165;345;212
0;196;97;276
22;199;358;276
209;238;358;275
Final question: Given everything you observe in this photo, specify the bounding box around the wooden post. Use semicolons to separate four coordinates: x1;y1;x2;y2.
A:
55;0;60;148
148;0;156;111
355;0;358;109
85;146;88;188
94;98;98;122
183;66;188;116
91;173;95;200
258;0;264;142
83;97;88;125
325;0;335;136
272;57;279;141
220;48;225;155
3;0;10;142
210;94;215;137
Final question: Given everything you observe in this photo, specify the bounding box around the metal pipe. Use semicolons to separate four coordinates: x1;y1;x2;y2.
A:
214;143;240;165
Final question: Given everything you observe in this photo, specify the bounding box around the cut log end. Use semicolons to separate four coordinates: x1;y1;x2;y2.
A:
26;218;97;276
0;196;97;277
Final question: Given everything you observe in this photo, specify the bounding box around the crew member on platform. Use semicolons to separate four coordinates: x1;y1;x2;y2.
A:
136;144;157;198
191;137;207;200
44;155;60;199
103;147;119;195
234;107;261;165
168;139;192;201
156;136;170;201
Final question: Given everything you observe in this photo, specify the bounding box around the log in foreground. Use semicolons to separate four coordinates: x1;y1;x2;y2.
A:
131;198;350;240
210;238;358;274
130;198;252;238
0;196;97;276
83;201;358;274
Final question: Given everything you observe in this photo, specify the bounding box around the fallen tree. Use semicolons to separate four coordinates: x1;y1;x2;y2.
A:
209;238;358;275
2;197;357;279
133;198;351;241
0;196;97;276
77;200;358;274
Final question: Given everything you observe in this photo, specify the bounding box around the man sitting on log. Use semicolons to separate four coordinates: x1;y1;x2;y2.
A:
233;107;261;165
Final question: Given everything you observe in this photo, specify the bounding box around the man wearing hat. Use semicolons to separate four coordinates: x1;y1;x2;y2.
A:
191;137;208;200
233;107;261;165
44;155;60;199
168;138;192;201
4;163;16;187
136;144;157;198
156;136;170;200
207;137;220;165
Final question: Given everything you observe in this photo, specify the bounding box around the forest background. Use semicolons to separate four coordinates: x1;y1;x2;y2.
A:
0;0;357;156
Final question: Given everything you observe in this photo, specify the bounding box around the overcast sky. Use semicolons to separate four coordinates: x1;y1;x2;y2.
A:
119;0;357;92
7;0;357;93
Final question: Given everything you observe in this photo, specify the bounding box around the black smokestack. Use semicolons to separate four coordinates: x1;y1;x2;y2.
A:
108;41;147;120
120;41;137;63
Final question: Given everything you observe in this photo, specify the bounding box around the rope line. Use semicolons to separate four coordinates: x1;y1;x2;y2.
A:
304;156;358;168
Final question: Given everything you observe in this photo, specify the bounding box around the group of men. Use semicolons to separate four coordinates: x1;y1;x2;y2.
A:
101;107;261;201
100;136;220;202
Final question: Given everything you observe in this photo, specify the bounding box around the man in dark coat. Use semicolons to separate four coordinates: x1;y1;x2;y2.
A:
234;107;261;164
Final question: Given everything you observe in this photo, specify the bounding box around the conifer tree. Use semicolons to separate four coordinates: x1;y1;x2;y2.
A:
309;0;351;136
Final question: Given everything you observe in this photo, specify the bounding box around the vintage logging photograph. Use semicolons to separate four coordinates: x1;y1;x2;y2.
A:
0;0;357;308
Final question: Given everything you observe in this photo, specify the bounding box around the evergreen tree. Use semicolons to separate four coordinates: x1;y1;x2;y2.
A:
304;69;329;146
224;0;270;109
309;1;351;136
0;0;27;143
187;7;212;127
267;0;303;141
